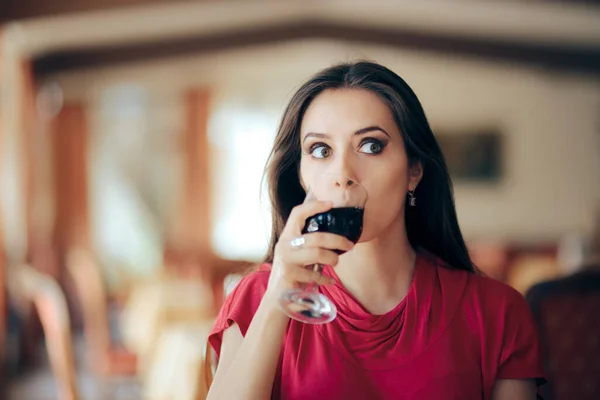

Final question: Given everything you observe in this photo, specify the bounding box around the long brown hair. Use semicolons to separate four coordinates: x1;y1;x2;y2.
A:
263;61;475;273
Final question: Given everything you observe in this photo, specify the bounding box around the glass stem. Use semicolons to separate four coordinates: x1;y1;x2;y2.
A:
306;263;323;293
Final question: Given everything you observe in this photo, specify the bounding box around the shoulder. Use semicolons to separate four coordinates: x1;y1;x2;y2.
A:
463;272;545;382
420;250;527;312
462;273;539;346
208;264;272;356
422;253;546;386
433;264;529;326
462;271;526;309
223;263;272;308
438;264;533;330
428;252;525;312
230;264;272;292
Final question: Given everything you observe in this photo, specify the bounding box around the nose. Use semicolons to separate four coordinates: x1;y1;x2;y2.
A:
327;149;358;186
333;176;356;189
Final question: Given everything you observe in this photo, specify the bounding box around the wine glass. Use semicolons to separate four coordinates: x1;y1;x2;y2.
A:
278;173;368;324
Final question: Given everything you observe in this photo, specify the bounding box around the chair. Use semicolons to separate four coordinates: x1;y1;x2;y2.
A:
65;248;137;376
526;267;600;400
9;264;79;400
204;334;217;391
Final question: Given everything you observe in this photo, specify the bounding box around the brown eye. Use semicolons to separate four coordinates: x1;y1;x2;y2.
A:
359;141;383;154
311;145;331;159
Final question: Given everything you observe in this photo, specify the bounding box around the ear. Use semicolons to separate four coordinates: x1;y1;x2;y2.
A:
408;161;423;191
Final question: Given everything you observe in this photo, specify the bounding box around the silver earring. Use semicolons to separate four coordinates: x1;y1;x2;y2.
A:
408;190;416;207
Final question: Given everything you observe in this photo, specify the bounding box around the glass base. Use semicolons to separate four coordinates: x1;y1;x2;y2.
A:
279;288;337;324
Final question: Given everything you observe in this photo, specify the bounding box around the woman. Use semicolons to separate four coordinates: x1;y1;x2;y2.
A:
207;61;545;399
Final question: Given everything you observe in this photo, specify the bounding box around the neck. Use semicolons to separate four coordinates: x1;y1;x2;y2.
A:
335;216;416;314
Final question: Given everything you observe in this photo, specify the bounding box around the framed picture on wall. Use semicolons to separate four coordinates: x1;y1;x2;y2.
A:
435;128;504;183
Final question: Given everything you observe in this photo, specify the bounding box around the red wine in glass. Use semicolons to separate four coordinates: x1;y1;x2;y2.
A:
302;207;364;254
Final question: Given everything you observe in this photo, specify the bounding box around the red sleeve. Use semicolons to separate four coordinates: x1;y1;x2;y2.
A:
495;286;546;386
208;265;271;358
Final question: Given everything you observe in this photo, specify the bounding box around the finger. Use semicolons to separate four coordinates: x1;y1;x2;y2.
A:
285;247;339;269
283;200;333;236
294;232;354;253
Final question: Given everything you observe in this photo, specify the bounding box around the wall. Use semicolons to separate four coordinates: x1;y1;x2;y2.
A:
51;39;600;259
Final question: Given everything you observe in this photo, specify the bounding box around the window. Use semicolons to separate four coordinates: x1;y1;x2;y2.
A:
209;102;278;261
90;85;181;282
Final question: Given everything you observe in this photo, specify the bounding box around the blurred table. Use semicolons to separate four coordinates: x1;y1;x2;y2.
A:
121;275;214;355
142;320;214;400
120;273;216;398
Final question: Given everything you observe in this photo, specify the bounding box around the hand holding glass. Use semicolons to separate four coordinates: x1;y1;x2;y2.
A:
278;173;367;324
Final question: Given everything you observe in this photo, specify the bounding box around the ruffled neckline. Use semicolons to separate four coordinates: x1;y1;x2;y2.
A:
317;249;469;371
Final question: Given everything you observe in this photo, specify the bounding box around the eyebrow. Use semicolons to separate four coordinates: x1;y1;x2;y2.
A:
302;125;391;143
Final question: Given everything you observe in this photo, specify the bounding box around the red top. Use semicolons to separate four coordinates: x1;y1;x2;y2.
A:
209;249;545;399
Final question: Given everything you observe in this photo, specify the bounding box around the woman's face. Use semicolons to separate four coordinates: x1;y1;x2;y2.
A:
299;88;422;242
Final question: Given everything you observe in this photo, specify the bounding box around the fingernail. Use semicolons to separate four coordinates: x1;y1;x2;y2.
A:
326;278;337;285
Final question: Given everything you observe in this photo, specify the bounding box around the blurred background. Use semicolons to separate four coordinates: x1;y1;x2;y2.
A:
0;0;599;399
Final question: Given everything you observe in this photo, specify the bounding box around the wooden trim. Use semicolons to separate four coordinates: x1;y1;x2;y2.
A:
0;25;5;386
51;103;90;257
163;87;211;275
170;88;211;255
20;61;37;262
32;21;600;77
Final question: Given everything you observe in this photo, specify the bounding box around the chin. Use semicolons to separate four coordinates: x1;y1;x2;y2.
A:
359;212;405;244
356;225;382;243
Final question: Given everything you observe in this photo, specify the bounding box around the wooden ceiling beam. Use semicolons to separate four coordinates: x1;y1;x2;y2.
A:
0;0;196;23
3;0;600;23
32;21;600;77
